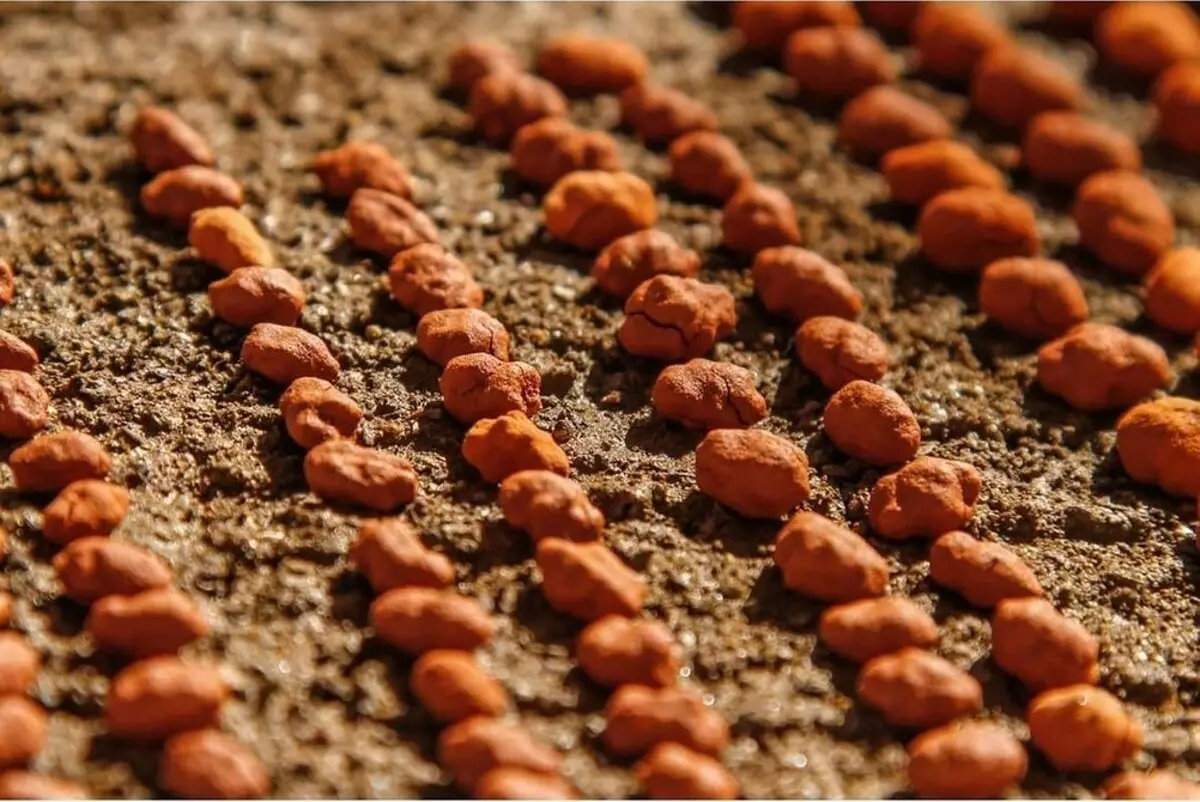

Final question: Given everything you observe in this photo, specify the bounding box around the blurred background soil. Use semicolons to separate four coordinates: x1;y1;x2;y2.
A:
0;1;1197;798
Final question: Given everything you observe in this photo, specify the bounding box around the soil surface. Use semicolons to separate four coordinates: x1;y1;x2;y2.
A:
0;2;1197;799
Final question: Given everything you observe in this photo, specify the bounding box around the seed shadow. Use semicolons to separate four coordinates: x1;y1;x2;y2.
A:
418;117;481;148
1085;60;1153;102
103;162;188;248
367;289;419;336
742;564;821;631
681;501;780;559
468;518;532;575
581;344;654;410
715;47;770;78
889;252;977;310
509;582;581;650
769;358;823;420
865;199;919;230
87;734;161;792
168;255;217;295
1142;140;1200;184
685;0;731;28
510;240;594;277
661;182;727;211
326;570;372;628
622;416;703;459
496;166;546;204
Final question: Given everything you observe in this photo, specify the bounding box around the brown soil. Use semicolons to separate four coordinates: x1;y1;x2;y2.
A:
0;2;1197;798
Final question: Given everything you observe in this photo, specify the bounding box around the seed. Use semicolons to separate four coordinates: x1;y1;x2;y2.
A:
695;429;810;519
918;188;1039;272
447;39;523;91
619;84;717;145
0;632;40;696
498;470;604;544
473;768;577;801
543;171;658;251
881;140;1006;206
311;141;412;199
536;538;646;621
928;530;1042;608
651;359;767;430
819;598;938;663
592;230;701;300
0;697;47;769
86;587;208;658
978;257;1088;340
1116;396;1200;497
753;247;860;322
603;684;730;757
1022;111;1141;187
721;184;802;255
437;717;562;794
160;730;269;799
774;512;889;603
346;188;440;258
350;517;454;593
795;317;890;390
1072;169;1174;276
130;107;214;174
510;118;622;188
969;46;1083;129
240;323;339;385
416;309;510;367
784;27;895;99
370;588;494;654
0;332;38;373
1026;684;1141;771
188;207;272;273
53;537;172;604
410;650;510;724
1095;1;1200;78
1154;61;1200;154
667;132;751;202
868;456;981;539
1102;771;1200;800
388;244;483;318
1144;247;1200;334
992;597;1099;691
140;166;243;226
1036;323;1171;412
733;1;862;52
41;479;131;546
0;370;49;440
278;377;361;450
303;440;418;512
0;771;87;799
9;431;112;493
619;276;737;362
462;411;570;483
208;267;305;328
857;648;982;728
823;381;920;465
838;86;953;159
105;656;228;740
907;721;1027;799
912;4;1010;80
576;616;678;688
0;259;13;309
469;71;568;145
635;743;738;800
536;33;648;95
439;353;542;424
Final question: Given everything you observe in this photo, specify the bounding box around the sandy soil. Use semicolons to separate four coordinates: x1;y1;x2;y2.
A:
0;1;1197;798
